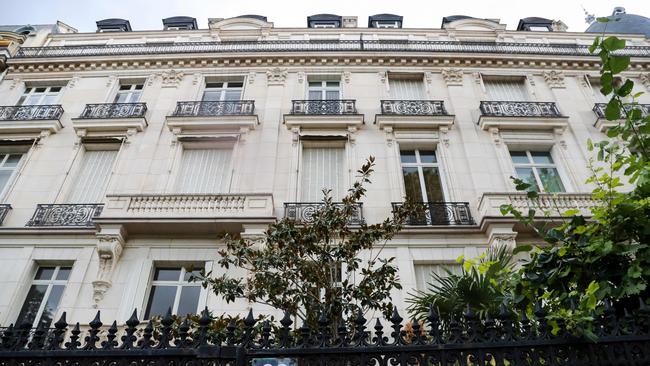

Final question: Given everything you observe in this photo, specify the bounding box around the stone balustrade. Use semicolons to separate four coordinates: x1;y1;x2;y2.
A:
478;192;600;220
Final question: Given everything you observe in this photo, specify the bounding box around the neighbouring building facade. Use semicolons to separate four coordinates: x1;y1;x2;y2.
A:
0;9;649;329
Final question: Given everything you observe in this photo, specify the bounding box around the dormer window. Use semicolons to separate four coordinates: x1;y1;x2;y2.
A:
96;18;132;32
368;14;403;29
307;14;342;28
516;17;553;32
312;22;338;28
162;16;198;31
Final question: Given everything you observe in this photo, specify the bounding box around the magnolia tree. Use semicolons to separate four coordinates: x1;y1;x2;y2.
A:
198;157;418;327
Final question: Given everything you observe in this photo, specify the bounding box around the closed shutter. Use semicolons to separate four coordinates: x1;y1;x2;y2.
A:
389;79;425;99
414;263;463;291
175;149;232;193
67;150;118;203
300;147;345;201
484;79;529;101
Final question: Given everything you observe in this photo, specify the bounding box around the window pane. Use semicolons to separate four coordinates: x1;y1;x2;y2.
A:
308;90;322;100
145;285;177;319
176;286;200;316
41;95;58;104
422;167;444;202
308;81;321;87
515;167;540;191
119;85;131;91
35;267;56;280
26;95;41;105
224;90;241;101
130;91;142;102
206;82;223;88
202;91;221;102
326;81;340;87
402;167;423;201
34;87;46;93
56;267;72;280
183;268;203;282
537;168;565;193
4;154;22;167
510;151;530;164
399;150;417;164
154;268;182;281
228;82;243;88
135;84;144;90
49;87;62;93
0;171;12;192
325;91;339;100
15;285;48;326
419;151;437;164
113;93;128;103
530;152;554;164
38;284;64;328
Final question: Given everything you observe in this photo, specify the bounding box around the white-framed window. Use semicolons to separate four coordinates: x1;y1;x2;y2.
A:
308;80;340;100
144;266;203;319
66;149;118;203
0;153;24;198
300;145;346;201
15;265;72;328
389;78;426;99
311;22;338;28
202;81;243;102
17;86;62;106
373;21;400;28
400;149;445;203
175;147;233;193
528;26;550;32
414;263;462;291
113;84;143;103
483;79;529;101
510;150;565;193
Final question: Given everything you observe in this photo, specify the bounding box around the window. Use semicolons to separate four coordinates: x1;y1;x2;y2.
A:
300;146;345;201
113;84;143;103
17;86;62;106
414;263;462;291
400;150;445;203
202;82;243;102
311;22;338;28
373;21;400;28
144;267;202;319
510;150;565;192
66;149;118;203
15;265;71;328
308;81;340;100
528;26;550;31
175;148;232;193
389;78;425;99
483;79;529;101
0;153;23;196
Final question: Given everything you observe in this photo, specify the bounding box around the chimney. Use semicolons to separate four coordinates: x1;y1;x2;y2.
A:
342;16;358;28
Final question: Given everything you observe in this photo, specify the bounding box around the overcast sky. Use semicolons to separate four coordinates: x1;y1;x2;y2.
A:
1;0;648;33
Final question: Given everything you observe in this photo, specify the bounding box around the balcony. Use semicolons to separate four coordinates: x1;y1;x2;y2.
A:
392;202;474;226
72;103;148;135
166;100;258;134
284;100;363;130
0;204;11;225
477;101;568;131
26;204;104;228
96;193;274;235
284;202;364;225
593;103;650;132
0;105;63;135
375;100;454;130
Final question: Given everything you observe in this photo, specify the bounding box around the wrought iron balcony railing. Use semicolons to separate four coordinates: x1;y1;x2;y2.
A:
0;204;11;225
0;105;63;121
380;100;448;116
78;103;147;119
26;204;104;227
479;101;563;118
284;202;364;225
172;100;255;117
13;40;650;59
593;103;650;120
392;202;475;226
290;100;357;115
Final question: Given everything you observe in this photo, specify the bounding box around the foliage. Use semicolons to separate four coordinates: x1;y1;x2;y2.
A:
198;157;418;328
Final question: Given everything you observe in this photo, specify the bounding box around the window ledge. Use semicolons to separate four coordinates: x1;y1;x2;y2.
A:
593;117;621;133
166;114;258;134
375;114;454;130
71;116;148;135
478;115;569;131
0;119;63;135
283;114;364;129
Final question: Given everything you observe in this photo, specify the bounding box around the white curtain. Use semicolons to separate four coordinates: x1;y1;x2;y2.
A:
389;79;425;99
66;150;118;203
175;149;232;193
300;147;345;201
414;263;463;291
484;79;529;101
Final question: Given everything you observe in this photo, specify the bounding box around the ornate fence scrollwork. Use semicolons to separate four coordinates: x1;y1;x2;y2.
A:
392;202;474;226
284;202;364;225
172;101;256;117
26;204;103;227
78;103;147;119
380;100;448;116
479;101;563;118
0;105;64;121
290;100;357;115
593;102;650;119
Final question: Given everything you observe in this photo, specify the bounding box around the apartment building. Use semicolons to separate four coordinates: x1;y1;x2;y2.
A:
0;9;649;328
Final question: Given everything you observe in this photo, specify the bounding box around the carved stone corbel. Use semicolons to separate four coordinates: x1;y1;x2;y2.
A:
489;127;501;145
441;68;463;86
106;75;118;88
248;72;256;84
9;78;22;90
92;226;126;306
266;67;288;86
640;73;650;91
145;74;157;87
342;71;351;84
439;126;450;147
347;126;358;145
489;233;518;250
291;127;300;146
384;126;394;146
68;76;80;89
543;70;566;89
554;127;568;149
297;72;305;84
160;69;184;88
378;71;387;84
424;72;433;85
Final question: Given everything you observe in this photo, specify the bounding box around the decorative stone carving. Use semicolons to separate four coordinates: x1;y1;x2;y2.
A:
378;71;387;84
342;71;351;84
383;126;394;146
266;67;287;85
297;72;305;84
106;75;118;88
91;228;125;306
192;73;202;85
8;78;22;90
543;70;566;88
347;126;358;145
489;233;517;249
554;127;568;149
161;69;184;87
551;20;568;32
248;72;256;84
489;127;501;145
146;74;157;87
439;126;450;147
472;72;482;84
68;76;80;89
641;73;650;91
291;127;300;146
441;68;463;86
526;75;536;96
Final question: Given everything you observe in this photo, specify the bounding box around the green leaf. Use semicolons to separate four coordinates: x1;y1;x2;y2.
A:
609;56;630;74
600;73;613;95
596;17;610;23
513;245;533;255
616;79;634;97
588;37;600;53
605;99;622;120
602;36;626;52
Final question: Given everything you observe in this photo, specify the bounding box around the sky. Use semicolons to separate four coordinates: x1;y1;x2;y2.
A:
0;0;648;33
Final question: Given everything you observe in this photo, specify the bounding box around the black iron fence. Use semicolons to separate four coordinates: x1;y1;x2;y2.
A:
593;103;650;120
284;202;364;225
2;301;650;365
78;103;147;119
392;202;474;226
26;204;103;227
13;40;650;59
479;101;563;118
290;100;357;115
380;100;448;116
172;100;256;117
0;105;63;121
